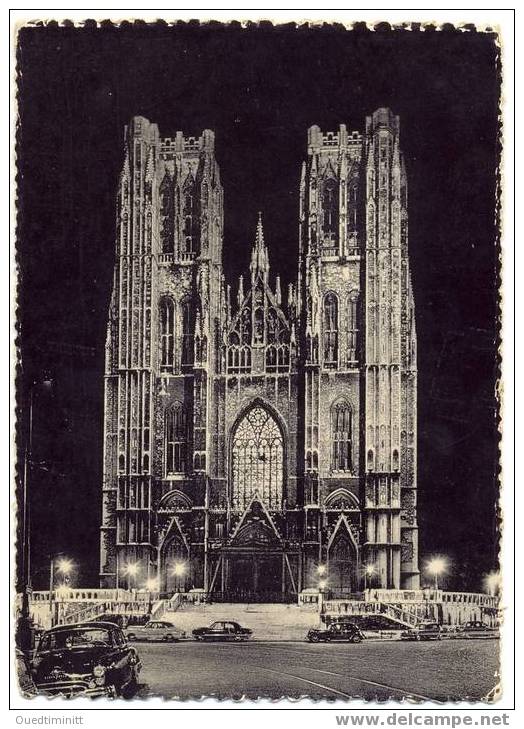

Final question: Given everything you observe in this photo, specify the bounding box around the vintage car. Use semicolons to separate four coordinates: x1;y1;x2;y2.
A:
400;626;421;641
455;621;500;639
417;622;444;641
192;621;252;641
86;613;128;629
32;622;141;698
126;620;185;642
306;622;365;643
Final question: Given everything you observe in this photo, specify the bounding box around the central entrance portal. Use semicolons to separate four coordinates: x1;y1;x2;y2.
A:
227;552;283;602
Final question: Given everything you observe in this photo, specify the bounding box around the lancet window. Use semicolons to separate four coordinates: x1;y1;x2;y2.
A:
160;297;175;371
323;293;338;368
332;401;352;472
347;291;359;364
159;173;174;254
165;402;188;475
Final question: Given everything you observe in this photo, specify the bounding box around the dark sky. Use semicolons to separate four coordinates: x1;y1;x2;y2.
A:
16;22;500;591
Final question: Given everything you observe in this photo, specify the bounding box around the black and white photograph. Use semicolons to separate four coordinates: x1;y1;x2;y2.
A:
12;13;510;708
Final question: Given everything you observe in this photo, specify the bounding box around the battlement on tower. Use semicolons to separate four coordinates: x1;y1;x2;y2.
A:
160;130;215;157
307;124;363;154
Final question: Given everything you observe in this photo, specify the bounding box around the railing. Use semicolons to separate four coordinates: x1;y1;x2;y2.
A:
210;591;296;604
61;602;109;626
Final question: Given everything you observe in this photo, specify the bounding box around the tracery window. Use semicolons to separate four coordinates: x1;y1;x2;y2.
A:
159;173;174;254
323;293;338;368
231;406;284;510
159;298;175;371
332;401;352;472
165;402;188;475
322;177;339;249
183;174;194;255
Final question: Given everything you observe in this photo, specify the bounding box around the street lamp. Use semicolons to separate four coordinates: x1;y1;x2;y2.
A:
170;562;187;592
318;579;327;615
484;571;501;597
316;564;327;577
49;556;73;626
426;557;447;591
124;562;140;591
364;564;376;591
145;578;159;614
18;376;53;651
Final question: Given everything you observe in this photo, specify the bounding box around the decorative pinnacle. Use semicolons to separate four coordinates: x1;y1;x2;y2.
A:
250;212;269;278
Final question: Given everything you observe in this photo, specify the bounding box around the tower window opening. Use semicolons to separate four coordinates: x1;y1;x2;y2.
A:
332;401;352;472
323;293;338;368
165;402;188;475
159;297;175;371
181;300;193;367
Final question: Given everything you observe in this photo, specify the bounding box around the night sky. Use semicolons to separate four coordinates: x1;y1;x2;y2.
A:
16;22;500;591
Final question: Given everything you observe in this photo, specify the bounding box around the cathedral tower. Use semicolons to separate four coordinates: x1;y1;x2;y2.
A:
101;110;418;594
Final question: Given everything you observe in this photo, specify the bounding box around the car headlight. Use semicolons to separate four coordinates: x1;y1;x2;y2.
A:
93;665;106;678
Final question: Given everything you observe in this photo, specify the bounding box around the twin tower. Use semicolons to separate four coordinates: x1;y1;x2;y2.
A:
100;109;419;599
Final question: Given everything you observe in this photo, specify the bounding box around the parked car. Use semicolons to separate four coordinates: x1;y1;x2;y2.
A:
455;621;500;640
192;621;252;642
306;622;365;643
400;626;420;641
126;620;185;642
32;622;141;698
417;622;444;641
85;613;129;629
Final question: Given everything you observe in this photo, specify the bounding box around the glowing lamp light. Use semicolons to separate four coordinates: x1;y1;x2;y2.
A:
318;580;327;591
56;583;70;599
316;564;327;577
56;558;73;575
426;557;448;589
365;564;376;576
484;571;501;596
171;562;187;577
125;562;140;577
145;578;159;592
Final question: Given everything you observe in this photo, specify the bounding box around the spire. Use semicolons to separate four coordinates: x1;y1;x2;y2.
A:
275;275;282;305
250;212;270;282
237;275;244;307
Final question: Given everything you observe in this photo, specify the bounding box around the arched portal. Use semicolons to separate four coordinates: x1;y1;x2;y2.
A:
230;405;284;511
328;526;358;596
162;536;188;594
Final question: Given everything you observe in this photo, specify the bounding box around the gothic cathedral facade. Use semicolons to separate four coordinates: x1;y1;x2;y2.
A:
100;108;419;599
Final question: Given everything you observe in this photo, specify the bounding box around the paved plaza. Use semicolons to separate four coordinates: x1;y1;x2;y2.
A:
132;638;499;703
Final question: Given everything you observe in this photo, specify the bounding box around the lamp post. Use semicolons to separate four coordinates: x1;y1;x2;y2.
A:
145;578;159;615
124;562;140;592
171;562;187;593
18;376;53;651
364;564;376;592
49;557;73;627
484;572;501;597
426;557;447;591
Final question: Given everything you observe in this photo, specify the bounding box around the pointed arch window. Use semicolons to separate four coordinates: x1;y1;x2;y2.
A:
231;405;284;510
323;293;338;368
183;175;194;255
160;298;175;371
165;402;188;475
347;291;359;364
159;173;174;254
322;177;339;249
332;401;352;472
181;300;193;367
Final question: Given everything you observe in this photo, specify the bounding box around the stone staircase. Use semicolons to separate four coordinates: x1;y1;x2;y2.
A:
161;601;321;641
